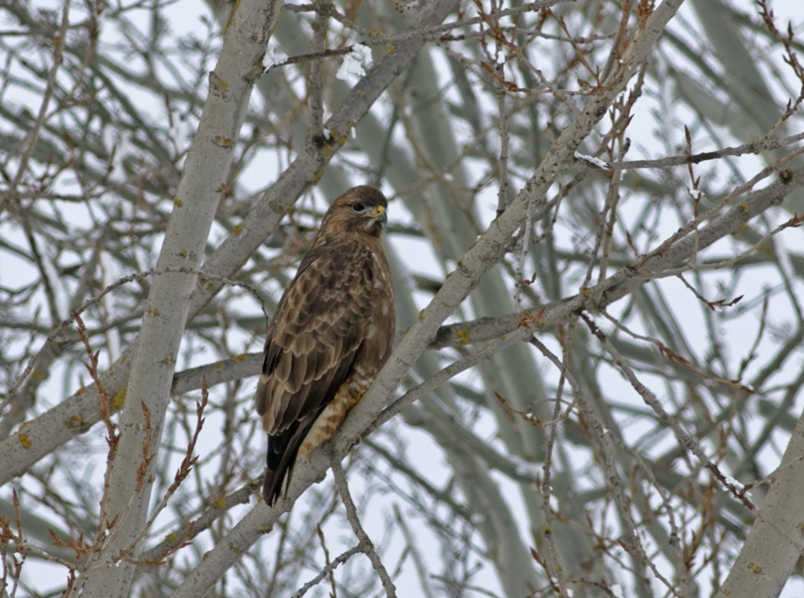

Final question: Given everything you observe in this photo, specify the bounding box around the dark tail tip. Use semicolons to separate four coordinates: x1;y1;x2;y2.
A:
262;468;285;507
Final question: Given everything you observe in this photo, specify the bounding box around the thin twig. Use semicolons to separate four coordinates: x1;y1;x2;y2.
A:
330;460;397;597
291;545;362;598
530;332;683;598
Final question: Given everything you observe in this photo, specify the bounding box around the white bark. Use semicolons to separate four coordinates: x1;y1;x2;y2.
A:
171;2;687;594
715;409;804;598
0;0;458;490
74;1;282;595
4;0;804;594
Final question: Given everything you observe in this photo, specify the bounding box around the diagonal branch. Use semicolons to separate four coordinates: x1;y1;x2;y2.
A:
169;2;688;594
0;0;461;492
72;0;283;596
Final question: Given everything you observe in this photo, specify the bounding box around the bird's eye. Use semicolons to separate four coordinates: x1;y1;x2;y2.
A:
351;202;365;213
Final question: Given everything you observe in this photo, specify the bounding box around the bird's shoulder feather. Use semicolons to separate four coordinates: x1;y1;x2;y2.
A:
255;241;382;434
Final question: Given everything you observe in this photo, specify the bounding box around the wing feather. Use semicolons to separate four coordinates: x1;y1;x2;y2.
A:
255;244;376;503
256;186;396;506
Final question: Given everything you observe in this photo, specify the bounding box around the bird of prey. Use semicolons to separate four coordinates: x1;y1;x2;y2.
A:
255;185;396;506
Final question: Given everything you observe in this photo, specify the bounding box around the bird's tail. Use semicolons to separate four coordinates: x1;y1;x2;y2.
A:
262;429;305;507
262;465;288;507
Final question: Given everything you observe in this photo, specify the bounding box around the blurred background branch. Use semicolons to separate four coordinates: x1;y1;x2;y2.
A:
1;0;804;596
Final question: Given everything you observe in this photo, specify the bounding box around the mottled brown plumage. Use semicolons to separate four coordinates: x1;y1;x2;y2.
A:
255;186;395;506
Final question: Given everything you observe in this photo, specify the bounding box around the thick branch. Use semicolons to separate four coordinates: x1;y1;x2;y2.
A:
0;0;459;491
74;1;282;596
169;2;687;594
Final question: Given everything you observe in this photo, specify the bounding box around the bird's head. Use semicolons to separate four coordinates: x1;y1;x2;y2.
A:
318;185;389;239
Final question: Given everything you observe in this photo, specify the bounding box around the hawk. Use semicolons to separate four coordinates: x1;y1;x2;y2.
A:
255;185;396;506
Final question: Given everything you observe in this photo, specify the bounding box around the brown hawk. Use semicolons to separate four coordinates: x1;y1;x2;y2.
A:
255;186;396;506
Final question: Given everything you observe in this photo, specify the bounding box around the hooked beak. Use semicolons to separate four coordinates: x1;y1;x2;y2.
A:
363;204;387;225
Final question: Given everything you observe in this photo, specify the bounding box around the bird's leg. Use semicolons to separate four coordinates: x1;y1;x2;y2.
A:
346;388;366;450
298;387;365;461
